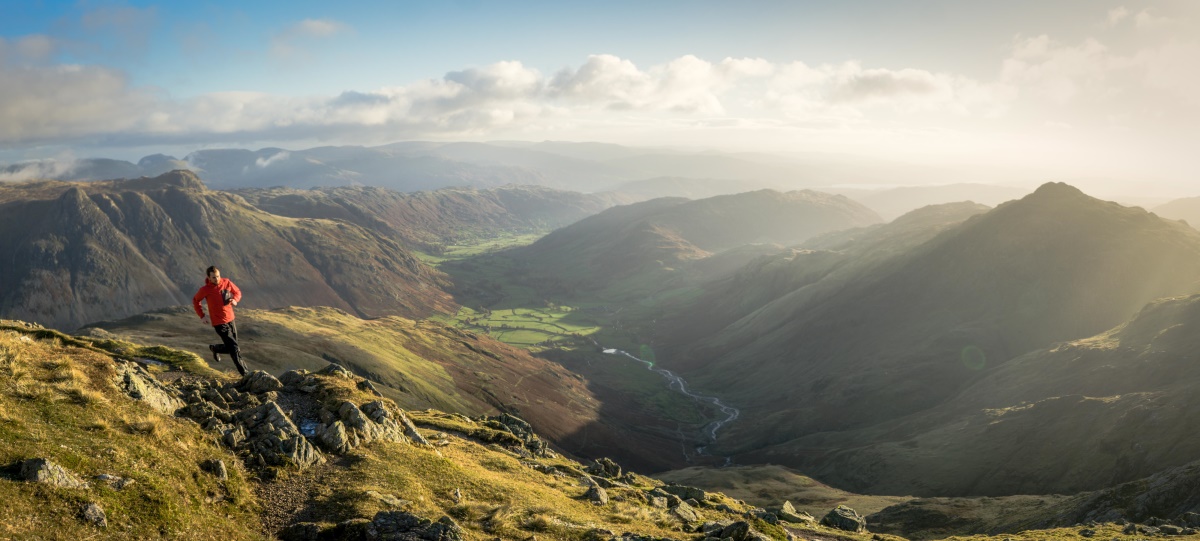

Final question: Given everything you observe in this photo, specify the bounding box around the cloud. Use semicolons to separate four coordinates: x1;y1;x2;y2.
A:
1134;9;1174;29
0;35;59;66
1107;6;1130;27
66;4;158;61
1001;35;1123;103
271;19;351;59
0;52;1017;149
0;63;161;144
255;151;290;168
0;158;81;182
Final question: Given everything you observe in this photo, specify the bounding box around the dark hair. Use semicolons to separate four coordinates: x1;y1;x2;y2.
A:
206;266;220;276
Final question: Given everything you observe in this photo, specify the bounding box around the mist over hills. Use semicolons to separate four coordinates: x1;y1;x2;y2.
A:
512;189;882;294
660;183;1200;493
834;183;1031;221
0;170;454;330
1153;196;1200;230
656;201;993;348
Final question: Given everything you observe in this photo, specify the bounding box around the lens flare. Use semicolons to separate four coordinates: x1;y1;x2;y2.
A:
961;345;986;370
638;344;656;367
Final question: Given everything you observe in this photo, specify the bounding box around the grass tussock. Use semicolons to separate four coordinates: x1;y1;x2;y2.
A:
123;414;162;436
59;382;107;406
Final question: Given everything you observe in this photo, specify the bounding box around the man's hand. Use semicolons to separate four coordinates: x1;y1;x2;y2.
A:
231;299;238;307
201;315;211;325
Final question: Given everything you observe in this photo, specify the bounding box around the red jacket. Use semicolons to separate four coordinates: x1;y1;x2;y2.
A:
193;278;242;326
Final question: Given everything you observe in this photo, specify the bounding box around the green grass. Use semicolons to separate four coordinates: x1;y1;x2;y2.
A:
417;233;546;265
0;330;260;540
0;323;214;375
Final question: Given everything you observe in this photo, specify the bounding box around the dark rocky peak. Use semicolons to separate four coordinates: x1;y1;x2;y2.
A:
107;170;208;193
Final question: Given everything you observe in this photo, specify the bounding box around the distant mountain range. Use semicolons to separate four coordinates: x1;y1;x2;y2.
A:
2;141;1042;221
0;141;822;194
833;183;1031;221
1153;196;1200;230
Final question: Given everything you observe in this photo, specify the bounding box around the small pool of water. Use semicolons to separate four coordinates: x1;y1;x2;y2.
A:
299;419;321;437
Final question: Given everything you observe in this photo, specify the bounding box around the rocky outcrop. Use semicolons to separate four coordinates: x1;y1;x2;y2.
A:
20;458;89;489
771;501;814;524
238;370;284;394
234;401;325;469
95;473;135;490
113;361;184;414
80;503;107;528
174;368;429;472
659;483;705;502
280;511;463;541
200;459;228;480
695;520;771;541
587;457;623;479
822;505;867;532
484;413;552;457
307;400;414;455
585;485;609;505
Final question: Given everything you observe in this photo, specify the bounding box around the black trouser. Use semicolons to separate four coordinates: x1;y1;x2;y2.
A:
212;322;247;376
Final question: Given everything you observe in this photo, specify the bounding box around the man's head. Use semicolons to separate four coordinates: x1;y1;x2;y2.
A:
206;265;221;285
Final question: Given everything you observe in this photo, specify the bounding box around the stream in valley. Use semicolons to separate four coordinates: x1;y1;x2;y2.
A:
601;348;739;461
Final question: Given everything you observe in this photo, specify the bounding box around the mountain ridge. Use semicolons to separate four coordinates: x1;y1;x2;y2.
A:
0;171;454;330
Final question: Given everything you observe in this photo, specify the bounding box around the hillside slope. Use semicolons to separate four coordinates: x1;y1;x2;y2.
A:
237;184;626;251
512;190;881;294
656;202;991;347
0;171;454;330
671;184;1200;482
760;293;1200;497
0;321;809;541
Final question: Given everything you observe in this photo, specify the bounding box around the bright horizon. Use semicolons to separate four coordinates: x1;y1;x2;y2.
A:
1;0;1198;199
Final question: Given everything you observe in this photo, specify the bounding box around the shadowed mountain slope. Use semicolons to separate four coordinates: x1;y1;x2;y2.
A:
0;171;454;330
757;293;1200;497
872;448;1200;539
236;184;627;251
671;183;1200;473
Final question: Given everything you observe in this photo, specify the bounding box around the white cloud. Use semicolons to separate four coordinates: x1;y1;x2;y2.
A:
255;150;290;168
0;158;81;182
0;52;1015;148
271;18;351;59
1001;35;1123;103
1135;9;1174;29
1107;6;1130;27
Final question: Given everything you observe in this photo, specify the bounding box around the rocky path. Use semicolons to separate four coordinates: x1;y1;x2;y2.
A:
255;459;343;538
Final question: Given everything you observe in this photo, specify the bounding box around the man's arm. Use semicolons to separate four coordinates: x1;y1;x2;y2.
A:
193;288;210;324
228;280;242;306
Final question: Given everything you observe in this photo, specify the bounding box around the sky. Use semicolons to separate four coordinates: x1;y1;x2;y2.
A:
1;0;1198;197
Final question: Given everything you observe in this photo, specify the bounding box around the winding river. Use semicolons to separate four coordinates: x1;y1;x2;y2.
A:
601;348;740;458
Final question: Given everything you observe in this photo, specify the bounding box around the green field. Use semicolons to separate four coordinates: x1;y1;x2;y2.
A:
416;233;545;265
